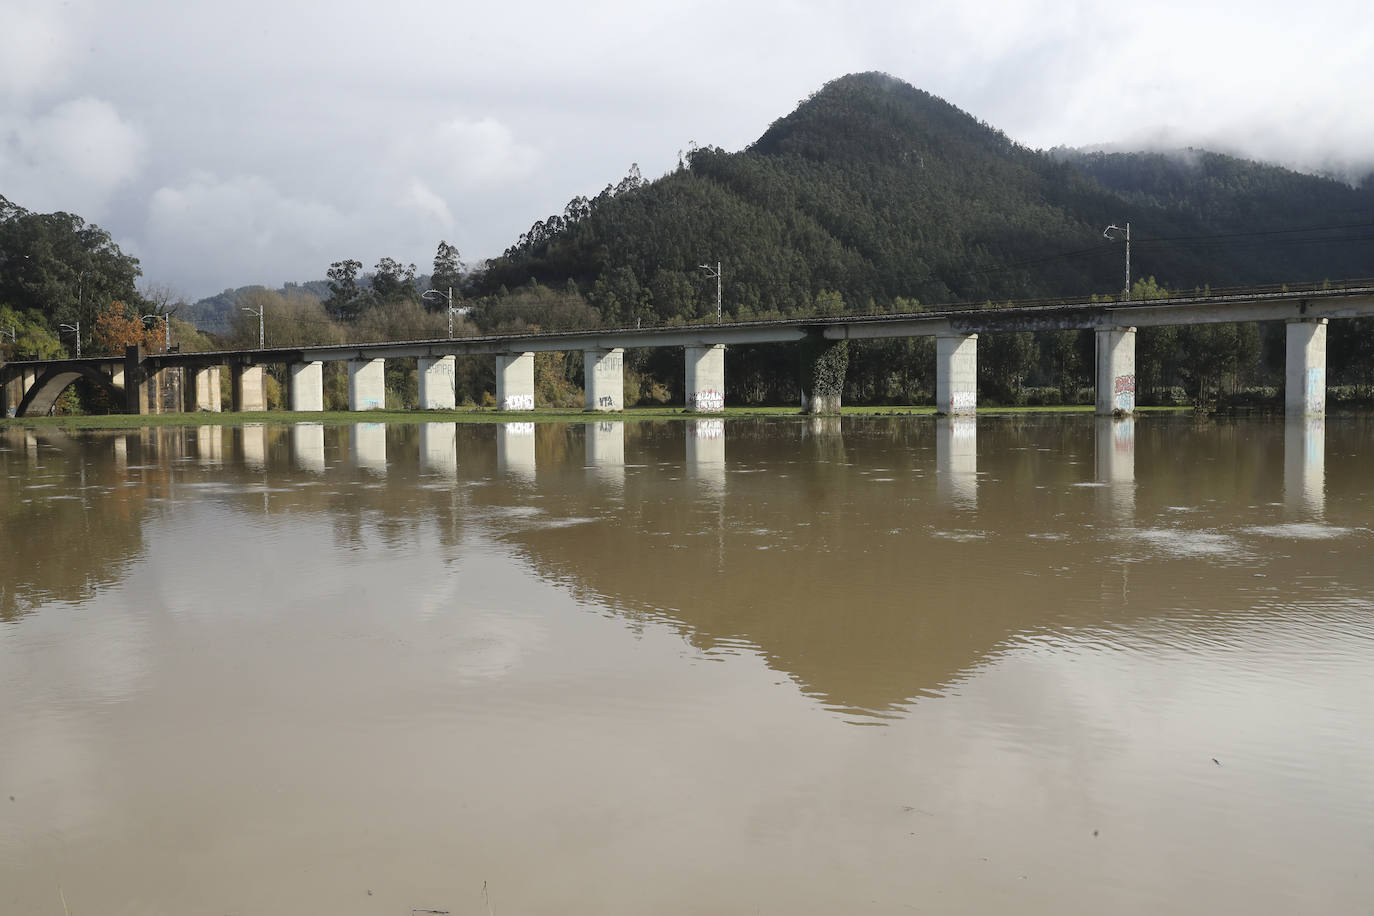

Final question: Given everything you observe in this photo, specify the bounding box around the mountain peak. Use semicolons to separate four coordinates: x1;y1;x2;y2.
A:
751;72;1014;163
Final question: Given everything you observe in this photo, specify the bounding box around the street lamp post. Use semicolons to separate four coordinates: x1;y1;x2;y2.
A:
698;261;722;321
59;322;81;358
241;305;264;349
423;287;460;339
142;313;172;352
1103;223;1131;301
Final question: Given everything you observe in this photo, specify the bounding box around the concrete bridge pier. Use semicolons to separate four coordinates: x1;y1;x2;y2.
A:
686;344;726;411
936;334;978;415
185;366;222;412
584;347;625;411
124;345;150;414
289;361;324;412
157;367;185;414
496;352;535;411
231;364;266;412
418;356;456;410
1;367;18;417
800;336;848;415
1095;327;1136;416
1286;318;1328;416
144;369;167;414
348;358;386;411
159;366;177;410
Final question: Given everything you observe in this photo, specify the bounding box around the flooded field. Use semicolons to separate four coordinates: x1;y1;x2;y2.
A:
2;414;1372;915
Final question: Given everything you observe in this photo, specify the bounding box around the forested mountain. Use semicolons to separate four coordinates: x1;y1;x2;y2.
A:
473;72;1374;323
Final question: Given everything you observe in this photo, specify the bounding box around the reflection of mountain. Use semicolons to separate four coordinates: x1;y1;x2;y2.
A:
5;416;1370;719
501;419;1109;715
499;416;1372;717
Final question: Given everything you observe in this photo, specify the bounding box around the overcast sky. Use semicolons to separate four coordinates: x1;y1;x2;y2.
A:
2;0;1370;301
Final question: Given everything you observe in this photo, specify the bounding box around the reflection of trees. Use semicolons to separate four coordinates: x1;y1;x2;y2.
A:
1;430;149;622
0;424;481;624
7;416;1370;718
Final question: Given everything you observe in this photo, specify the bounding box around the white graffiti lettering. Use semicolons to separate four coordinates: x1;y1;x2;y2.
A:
690;388;725;411
502;394;535;411
949;391;976;411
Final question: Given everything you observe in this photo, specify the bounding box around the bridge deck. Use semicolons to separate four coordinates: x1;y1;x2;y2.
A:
5;283;1374;372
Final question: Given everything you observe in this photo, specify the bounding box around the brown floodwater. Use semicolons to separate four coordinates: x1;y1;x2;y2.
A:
1;414;1372;915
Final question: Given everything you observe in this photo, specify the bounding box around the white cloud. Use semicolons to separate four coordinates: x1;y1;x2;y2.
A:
396;116;543;194
0;1;78;99
401;178;454;227
144;173;353;293
0;97;145;217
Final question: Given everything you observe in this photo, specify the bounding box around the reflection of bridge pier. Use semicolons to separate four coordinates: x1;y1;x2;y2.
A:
420;422;458;477
497;422;537;481
237;424;267;470
196;425;224;467
1095;417;1136;523
291;423;326;473
351;423;387;475
805;416;845;463
585;421;625;486
686;419;726;493
1284;418;1325;518
935;416;977;506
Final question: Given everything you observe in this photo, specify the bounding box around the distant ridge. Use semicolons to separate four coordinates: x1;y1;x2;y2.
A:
469;71;1373;322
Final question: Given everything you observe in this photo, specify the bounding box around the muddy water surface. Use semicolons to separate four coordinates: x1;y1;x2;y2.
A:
2;415;1372;915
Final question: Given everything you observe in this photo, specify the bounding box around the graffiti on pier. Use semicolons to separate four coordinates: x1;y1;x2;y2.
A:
1306;367;1326;414
1113;374;1135;412
502;394;534;411
690;388;725;412
949;391;976;413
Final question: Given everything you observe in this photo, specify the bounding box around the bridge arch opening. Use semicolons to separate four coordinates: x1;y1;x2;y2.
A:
15;366;123;417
